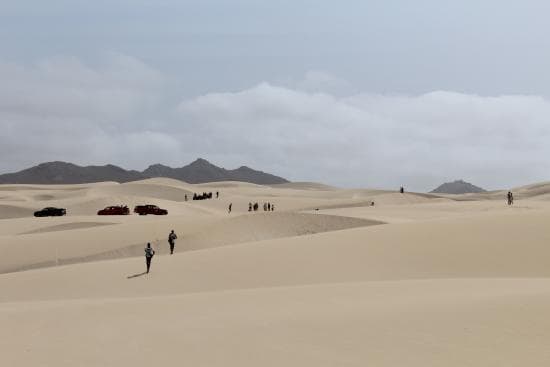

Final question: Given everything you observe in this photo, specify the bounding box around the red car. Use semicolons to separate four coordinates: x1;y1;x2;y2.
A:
134;205;168;215
97;205;130;215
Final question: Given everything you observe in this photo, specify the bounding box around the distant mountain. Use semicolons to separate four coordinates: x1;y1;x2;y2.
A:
430;180;486;194
142;158;289;185
0;162;145;185
0;159;289;185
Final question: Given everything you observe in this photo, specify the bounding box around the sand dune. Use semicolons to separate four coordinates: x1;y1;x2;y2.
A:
271;181;338;190
0;204;35;219
2;279;550;367
2;178;550;366
21;221;117;235
0;211;381;274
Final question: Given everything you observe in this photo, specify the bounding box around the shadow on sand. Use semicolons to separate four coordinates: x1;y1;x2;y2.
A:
127;271;147;279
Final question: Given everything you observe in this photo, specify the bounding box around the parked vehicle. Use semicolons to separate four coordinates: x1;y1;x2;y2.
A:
97;205;130;215
34;207;67;217
134;205;168;215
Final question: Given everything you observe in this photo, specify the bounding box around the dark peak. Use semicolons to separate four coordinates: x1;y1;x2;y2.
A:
37;161;78;168
431;179;486;194
146;163;171;170
188;158;215;167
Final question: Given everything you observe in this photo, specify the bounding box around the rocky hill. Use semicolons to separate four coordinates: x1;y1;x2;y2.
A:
430;180;486;194
0;159;289;185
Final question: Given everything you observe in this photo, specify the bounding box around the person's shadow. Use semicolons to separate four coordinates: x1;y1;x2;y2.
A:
127;271;147;279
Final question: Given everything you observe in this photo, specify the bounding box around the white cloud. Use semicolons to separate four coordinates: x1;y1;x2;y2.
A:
177;86;550;190
1;56;550;191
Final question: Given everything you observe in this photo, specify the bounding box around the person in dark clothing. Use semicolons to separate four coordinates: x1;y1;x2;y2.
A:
400;186;404;194
168;230;178;254
507;191;514;206
144;243;155;273
253;202;259;211
228;203;232;213
216;191;219;198
185;194;188;201
248;202;252;212
268;203;271;211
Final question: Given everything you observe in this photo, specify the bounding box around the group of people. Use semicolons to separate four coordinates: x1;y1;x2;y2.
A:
248;202;275;212
144;229;178;273
189;191;219;201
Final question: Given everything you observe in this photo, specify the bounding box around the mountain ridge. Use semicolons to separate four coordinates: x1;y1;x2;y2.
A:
0;159;289;185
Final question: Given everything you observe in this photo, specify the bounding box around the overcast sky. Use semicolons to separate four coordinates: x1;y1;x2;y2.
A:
2;0;550;191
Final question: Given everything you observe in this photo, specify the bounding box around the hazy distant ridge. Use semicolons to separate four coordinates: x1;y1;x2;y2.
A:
0;159;288;185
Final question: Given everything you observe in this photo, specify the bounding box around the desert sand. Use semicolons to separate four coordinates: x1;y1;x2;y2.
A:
2;178;550;366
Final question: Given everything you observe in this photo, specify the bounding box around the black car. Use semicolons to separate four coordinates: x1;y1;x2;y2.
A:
34;207;67;217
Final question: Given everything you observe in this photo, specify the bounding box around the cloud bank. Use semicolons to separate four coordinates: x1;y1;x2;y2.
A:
1;55;549;191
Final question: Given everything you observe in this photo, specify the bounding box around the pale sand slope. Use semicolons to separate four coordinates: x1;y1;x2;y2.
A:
3;279;550;367
2;180;550;366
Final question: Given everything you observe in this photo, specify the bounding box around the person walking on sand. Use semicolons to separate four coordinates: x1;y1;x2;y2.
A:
145;243;155;273
507;191;514;206
168;230;178;255
228;203;232;213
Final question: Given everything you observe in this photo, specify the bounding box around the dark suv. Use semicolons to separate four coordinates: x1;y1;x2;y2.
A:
34;207;67;217
134;205;168;215
97;205;130;215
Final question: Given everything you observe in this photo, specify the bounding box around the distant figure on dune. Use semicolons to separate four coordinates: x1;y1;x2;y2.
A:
263;202;267;211
271;204;275;211
185;194;188;201
168;230;178;255
268;203;271;211
248;202;252;212
228;203;232;213
400;186;405;194
507;191;514;206
144;243;155;273
371;201;375;206
253;203;259;211
216;191;219;198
